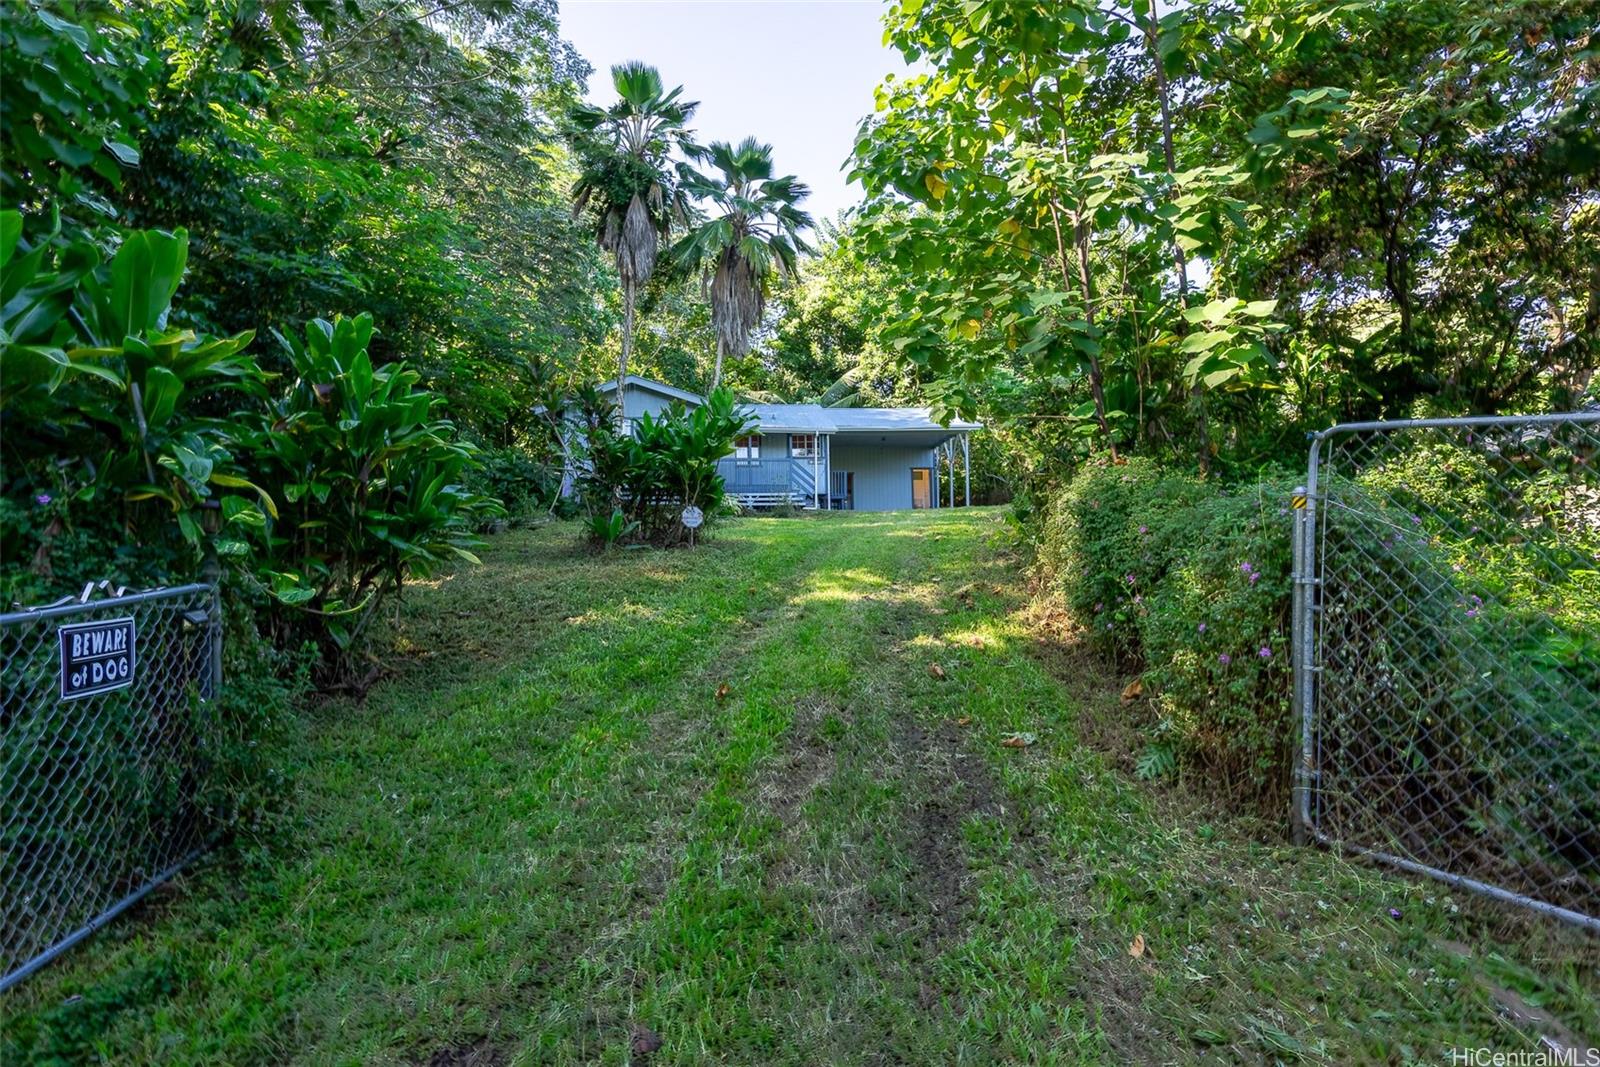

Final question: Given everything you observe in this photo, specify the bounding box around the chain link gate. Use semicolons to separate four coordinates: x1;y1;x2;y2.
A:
1291;413;1599;930
1;583;221;990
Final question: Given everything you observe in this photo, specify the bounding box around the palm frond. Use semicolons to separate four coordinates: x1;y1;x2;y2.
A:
611;61;664;107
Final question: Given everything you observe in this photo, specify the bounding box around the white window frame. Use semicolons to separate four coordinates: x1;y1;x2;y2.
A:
790;433;817;459
734;434;762;462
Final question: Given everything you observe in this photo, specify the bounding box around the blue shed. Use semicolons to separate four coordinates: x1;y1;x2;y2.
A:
574;376;980;512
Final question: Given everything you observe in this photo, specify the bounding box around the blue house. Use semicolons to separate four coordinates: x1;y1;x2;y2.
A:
587;375;980;511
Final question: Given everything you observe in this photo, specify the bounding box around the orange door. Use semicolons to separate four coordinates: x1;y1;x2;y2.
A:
911;467;932;508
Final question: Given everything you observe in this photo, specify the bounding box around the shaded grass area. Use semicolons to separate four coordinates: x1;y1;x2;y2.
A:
2;510;1596;1064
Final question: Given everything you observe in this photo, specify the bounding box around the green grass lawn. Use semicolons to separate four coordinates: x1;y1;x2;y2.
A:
4;509;1596;1064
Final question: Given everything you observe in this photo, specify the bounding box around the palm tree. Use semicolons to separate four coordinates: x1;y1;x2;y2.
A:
671;138;815;389
568;63;699;408
742;366;867;407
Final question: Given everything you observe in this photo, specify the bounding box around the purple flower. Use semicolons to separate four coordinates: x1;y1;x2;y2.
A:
1197;622;1207;633
1139;525;1148;534
1258;646;1272;659
1094;602;1103;613
1125;573;1136;585
1388;907;1403;920
1133;594;1143;604
1218;653;1231;665
1240;561;1253;574
1248;572;1260;584
1410;514;1421;526
34;493;52;506
1105;622;1114;630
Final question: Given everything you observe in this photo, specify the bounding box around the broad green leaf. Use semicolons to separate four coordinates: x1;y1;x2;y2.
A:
0;211;20;268
140;365;183;428
107;227;187;339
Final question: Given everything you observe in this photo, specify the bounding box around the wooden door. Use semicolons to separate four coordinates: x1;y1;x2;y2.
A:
911;467;932;509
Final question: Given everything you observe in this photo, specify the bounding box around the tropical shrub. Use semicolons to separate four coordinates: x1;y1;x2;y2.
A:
1042;449;1599;877
577;386;755;547
241;313;501;675
2;216;273;600
463;445;558;525
1040;460;1299;799
2;215;500;686
586;508;640;549
1036;456;1212;665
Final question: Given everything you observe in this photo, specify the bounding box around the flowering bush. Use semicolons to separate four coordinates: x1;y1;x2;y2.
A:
1137;483;1297;799
1039;459;1300;800
1039;452;1595;845
1034;456;1210;664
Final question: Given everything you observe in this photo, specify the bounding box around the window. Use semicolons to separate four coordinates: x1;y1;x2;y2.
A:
734;434;762;461
790;433;817;458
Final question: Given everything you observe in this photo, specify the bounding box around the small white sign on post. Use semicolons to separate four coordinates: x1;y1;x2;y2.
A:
681;505;704;530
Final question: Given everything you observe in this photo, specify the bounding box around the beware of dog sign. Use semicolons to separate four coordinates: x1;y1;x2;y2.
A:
58;617;137;701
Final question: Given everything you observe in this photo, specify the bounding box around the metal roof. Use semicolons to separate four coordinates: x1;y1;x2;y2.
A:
594;374;706;406
566;377;981;436
741;403;980;435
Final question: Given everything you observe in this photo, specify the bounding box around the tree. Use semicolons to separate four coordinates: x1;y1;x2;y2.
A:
568;62;700;406
6;0;613;444
672;138;815;388
848;0;1596;486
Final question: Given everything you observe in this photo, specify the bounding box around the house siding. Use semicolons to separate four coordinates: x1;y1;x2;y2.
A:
829;441;941;511
619;383;683;421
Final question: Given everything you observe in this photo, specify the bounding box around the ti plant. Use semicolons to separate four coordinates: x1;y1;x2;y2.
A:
577;386;754;547
1;211;273;546
245;313;501;672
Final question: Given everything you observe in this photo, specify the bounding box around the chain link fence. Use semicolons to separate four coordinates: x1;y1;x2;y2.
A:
1291;413;1599;930
1;583;221;991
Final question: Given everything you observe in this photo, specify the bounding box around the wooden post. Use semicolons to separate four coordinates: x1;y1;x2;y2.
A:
812;440;819;510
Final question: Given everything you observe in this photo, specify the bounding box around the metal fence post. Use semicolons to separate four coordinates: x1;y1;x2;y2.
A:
1289;483;1309;847
203;548;223;700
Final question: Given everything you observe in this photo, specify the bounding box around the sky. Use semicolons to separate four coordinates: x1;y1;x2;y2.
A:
557;0;909;225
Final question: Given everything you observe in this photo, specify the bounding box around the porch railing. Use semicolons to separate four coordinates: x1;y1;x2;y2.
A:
721;458;798;493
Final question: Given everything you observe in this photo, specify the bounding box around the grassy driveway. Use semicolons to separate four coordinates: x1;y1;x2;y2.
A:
4;509;1596;1064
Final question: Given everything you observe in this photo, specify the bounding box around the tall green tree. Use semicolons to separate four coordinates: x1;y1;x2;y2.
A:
1;0;608;445
672;137;815;388
568;63;700;403
850;0;1596;484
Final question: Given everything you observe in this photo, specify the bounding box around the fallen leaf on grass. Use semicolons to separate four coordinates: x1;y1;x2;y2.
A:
715;683;730;702
1121;678;1144;704
956;716;973;727
1000;732;1036;748
630;1024;663;1056
928;663;947;679
1129;932;1146;958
